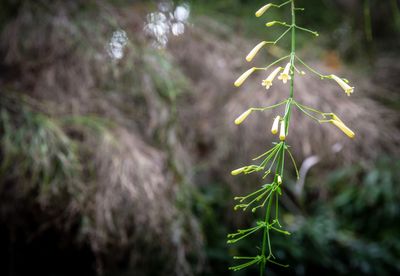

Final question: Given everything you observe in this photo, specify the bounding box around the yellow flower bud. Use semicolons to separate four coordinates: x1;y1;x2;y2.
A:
271;116;280;134
246;41;267;62
278;62;292;84
231;167;246;176
279;120;286;141
277;175;282;184
262;66;282;89
234;109;252;125
330;119;355;139
234;67;256;87
255;4;272;17
266;21;277;27
330;75;354;96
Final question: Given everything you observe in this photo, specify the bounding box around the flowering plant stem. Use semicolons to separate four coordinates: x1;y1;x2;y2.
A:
260;2;295;275
229;0;355;274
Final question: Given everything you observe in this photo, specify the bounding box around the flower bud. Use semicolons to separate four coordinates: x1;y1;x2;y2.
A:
331;120;355;139
271;116;280;134
279;120;286;141
234;109;252;125
255;4;272;17
277;175;282;184
246;41;267;62
231;167;246;176
234;67;256;87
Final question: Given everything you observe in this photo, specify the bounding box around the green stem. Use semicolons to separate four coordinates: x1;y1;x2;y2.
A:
261;55;291;71
363;0;373;42
290;1;296;98
295;55;329;79
260;2;296;275
259;181;274;276
391;0;400;31
284;0;296;135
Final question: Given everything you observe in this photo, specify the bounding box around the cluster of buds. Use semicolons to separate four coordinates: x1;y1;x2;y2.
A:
270;115;286;141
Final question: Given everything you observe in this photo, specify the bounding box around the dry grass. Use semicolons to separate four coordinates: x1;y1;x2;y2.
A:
0;1;399;275
0;1;202;275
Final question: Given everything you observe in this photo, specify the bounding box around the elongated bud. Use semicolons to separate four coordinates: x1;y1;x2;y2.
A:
234;67;256;87
277;175;282;184
331;120;355;139
234;109;252;125
266;21;277;27
246;41;267;62
330;75;354;96
271;116;280;134
231;167;246;176
279;120;286;141
255;4;272;17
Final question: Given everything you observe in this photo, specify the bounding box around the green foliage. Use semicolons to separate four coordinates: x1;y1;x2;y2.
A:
196;158;400;275
277;158;400;275
143;48;189;103
0;94;115;207
0;98;80;202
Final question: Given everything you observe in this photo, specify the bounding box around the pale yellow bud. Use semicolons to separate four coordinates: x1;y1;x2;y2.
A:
246;41;267;62
278;62;292;84
234;67;256;87
277;175;282;184
279;120;286;141
234;109;252;125
271;116;280;134
231;167;246;176
331;75;354;96
262;66;282;89
331;120;355;139
266;21;277;27
255;4;272;17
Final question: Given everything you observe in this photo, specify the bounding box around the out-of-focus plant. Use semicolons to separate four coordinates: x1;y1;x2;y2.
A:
228;1;355;274
0;96;81;203
274;158;400;275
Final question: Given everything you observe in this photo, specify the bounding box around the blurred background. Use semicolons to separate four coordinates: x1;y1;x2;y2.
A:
0;0;399;275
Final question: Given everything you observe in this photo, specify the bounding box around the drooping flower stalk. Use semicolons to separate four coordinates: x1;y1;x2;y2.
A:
228;1;355;275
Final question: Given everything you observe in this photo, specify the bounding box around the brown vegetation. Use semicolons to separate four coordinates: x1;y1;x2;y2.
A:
0;1;399;275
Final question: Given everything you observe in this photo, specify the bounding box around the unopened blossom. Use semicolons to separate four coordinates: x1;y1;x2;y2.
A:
271;116;280;134
255;4;272;17
279;120;286;141
234;109;252;125
234;67;256;87
246;41;268;62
